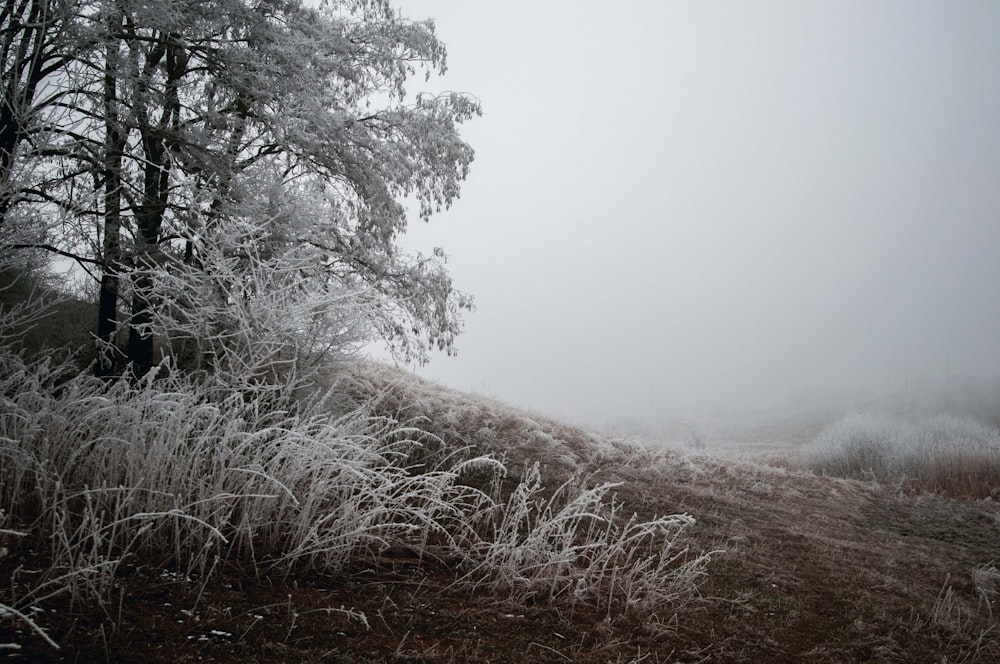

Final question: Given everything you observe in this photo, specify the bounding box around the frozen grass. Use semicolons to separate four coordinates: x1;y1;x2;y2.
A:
802;413;1000;498
341;361;640;477
0;350;493;605
0;317;710;649
460;463;711;619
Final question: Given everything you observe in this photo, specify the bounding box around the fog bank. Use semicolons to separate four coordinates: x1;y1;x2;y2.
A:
389;0;1000;428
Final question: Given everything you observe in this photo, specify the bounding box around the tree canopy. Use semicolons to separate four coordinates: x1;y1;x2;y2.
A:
0;0;478;377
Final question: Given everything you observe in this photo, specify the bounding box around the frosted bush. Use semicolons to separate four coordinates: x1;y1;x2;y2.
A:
805;413;906;481
804;412;1000;497
917;415;999;454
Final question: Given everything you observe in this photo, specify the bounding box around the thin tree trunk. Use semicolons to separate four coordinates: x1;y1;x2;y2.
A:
0;100;19;226
126;138;167;378
95;6;124;377
126;32;184;379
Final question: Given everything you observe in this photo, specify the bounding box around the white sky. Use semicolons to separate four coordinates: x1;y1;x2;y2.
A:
389;0;1000;427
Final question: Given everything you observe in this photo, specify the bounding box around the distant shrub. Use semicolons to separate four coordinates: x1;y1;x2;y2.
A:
805;414;901;480
804;413;1000;498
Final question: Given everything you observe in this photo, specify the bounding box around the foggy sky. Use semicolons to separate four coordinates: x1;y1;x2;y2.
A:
390;0;1000;427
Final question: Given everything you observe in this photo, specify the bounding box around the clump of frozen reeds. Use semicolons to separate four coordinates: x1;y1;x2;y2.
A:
2;346;712;642
0;346;494;608
458;463;712;620
803;413;1000;498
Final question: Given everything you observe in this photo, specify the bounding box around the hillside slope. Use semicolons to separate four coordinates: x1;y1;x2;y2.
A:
3;361;998;662
339;364;1000;662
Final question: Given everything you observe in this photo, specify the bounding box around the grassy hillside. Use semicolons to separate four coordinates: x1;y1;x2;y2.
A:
1;283;998;662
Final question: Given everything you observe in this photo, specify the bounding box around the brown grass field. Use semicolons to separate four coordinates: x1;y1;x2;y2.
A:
4;361;998;663
0;328;1000;663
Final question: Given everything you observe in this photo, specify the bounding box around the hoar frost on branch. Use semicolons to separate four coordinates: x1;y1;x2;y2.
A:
1;0;479;377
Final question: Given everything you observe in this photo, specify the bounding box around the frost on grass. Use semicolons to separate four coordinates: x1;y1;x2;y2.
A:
340;361;642;475
0;342;711;649
802;412;1000;497
0;350;488;585
459;464;711;619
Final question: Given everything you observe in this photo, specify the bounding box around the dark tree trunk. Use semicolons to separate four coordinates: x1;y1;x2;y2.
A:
96;8;125;377
126;33;185;379
0;101;18;225
126;142;168;378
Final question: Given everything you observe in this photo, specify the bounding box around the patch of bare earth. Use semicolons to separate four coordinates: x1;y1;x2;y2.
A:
608;456;1000;662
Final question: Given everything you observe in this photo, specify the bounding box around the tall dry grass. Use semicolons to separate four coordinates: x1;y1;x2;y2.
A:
461;463;711;618
0;287;711;649
0;349;491;605
802;413;1000;498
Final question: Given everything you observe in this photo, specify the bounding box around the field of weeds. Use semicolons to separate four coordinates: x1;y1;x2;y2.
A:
2;299;999;661
0;339;712;661
3;352;998;661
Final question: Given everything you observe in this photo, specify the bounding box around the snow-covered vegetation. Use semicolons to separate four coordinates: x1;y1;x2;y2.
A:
3;276;997;661
0;278;711;652
803;412;1000;498
0;0;717;652
3;1;997;660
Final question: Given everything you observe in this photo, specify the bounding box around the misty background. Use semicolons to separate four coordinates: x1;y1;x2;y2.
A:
387;0;1000;430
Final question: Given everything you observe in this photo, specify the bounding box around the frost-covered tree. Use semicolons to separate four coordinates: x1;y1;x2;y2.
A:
1;0;86;226
2;0;478;377
0;0;106;261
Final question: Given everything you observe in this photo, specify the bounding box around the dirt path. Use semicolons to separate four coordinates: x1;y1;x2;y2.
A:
614;456;1000;662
